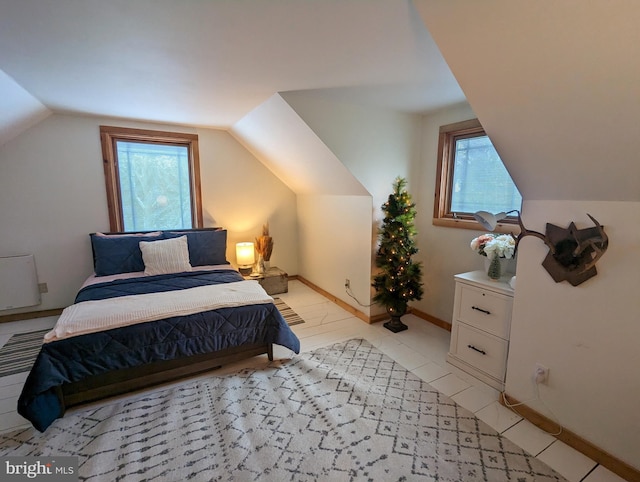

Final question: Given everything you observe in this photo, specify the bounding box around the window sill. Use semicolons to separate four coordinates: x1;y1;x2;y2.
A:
432;217;521;235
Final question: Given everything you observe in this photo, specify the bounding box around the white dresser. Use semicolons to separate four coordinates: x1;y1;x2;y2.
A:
447;271;514;391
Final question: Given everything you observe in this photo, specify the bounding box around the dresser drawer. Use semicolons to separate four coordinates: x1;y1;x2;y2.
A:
452;322;508;381
457;284;512;338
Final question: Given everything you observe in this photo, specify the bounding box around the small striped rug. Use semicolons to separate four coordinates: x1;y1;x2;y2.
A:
0;329;48;378
273;297;304;326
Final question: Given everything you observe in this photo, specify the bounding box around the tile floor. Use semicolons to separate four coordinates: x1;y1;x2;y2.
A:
0;280;628;482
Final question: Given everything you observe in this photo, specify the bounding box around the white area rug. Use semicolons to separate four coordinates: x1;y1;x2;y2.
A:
0;339;565;481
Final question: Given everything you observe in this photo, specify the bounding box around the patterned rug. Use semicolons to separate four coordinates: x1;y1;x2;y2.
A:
0;329;49;378
0;339;565;481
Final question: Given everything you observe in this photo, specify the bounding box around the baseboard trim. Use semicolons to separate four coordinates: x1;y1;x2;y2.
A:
294;276;370;323
0;308;63;324
409;307;452;332
369;312;389;324
501;393;640;482
294;276;451;332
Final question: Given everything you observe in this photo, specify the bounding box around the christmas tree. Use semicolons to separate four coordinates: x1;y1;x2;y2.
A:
372;177;424;332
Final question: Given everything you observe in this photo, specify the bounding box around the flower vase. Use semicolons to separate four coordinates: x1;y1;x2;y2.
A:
256;254;266;274
486;255;502;280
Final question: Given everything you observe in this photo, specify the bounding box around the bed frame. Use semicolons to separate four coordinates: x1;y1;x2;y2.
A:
59;343;273;410
58;227;274;412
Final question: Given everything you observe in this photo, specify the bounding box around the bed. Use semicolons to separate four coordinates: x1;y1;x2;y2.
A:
17;228;300;432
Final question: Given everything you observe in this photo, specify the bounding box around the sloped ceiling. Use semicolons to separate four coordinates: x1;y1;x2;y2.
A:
6;1;635;203
231;94;369;196
0;69;50;146
414;0;640;202
0;1;467;198
0;0;462;131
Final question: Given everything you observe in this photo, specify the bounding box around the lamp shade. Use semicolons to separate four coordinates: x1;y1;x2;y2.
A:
473;210;519;231
236;242;255;267
473;211;504;231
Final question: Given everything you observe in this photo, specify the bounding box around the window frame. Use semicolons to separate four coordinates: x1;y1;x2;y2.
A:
99;125;203;232
433;119;520;233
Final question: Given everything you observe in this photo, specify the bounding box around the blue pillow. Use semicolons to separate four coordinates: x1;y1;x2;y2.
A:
91;233;163;276
164;229;228;266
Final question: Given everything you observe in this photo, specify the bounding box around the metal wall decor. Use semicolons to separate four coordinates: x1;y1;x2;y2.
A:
474;211;608;286
538;214;608;286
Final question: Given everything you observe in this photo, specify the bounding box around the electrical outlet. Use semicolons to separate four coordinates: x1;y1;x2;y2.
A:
345;278;350;289
38;283;48;294
534;363;549;384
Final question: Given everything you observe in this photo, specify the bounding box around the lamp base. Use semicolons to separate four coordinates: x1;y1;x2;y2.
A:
238;266;252;276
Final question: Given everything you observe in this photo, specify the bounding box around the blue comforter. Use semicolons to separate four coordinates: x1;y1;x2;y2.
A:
18;269;300;432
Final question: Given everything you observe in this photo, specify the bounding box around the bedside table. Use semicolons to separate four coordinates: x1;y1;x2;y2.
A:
446;270;514;391
245;267;288;295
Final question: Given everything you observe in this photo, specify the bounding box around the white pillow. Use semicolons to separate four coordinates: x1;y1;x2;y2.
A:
139;236;192;276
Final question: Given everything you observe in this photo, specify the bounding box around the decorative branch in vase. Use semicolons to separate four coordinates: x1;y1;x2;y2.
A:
254;223;273;274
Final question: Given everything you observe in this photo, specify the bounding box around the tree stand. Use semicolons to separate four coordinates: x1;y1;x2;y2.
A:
384;306;408;333
384;315;408;333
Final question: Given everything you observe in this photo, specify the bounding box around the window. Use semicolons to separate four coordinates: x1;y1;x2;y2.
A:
100;126;203;232
433;119;522;231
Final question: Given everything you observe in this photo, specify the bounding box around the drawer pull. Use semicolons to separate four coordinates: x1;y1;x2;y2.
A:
472;306;491;315
467;344;487;355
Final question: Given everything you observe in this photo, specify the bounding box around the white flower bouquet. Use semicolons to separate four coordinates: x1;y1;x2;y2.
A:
470;233;515;259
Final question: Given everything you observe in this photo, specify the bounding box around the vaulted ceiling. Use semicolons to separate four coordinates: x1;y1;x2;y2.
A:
0;0;462;140
2;1;638;203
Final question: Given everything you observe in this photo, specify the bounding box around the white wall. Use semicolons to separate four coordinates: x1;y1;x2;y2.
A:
279;95;487;323
0;113;297;314
282;93;421;315
413;102;640;469
413;102;488;323
196;126;298;275
415;3;640;469
506;200;640;469
297;194;373;314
